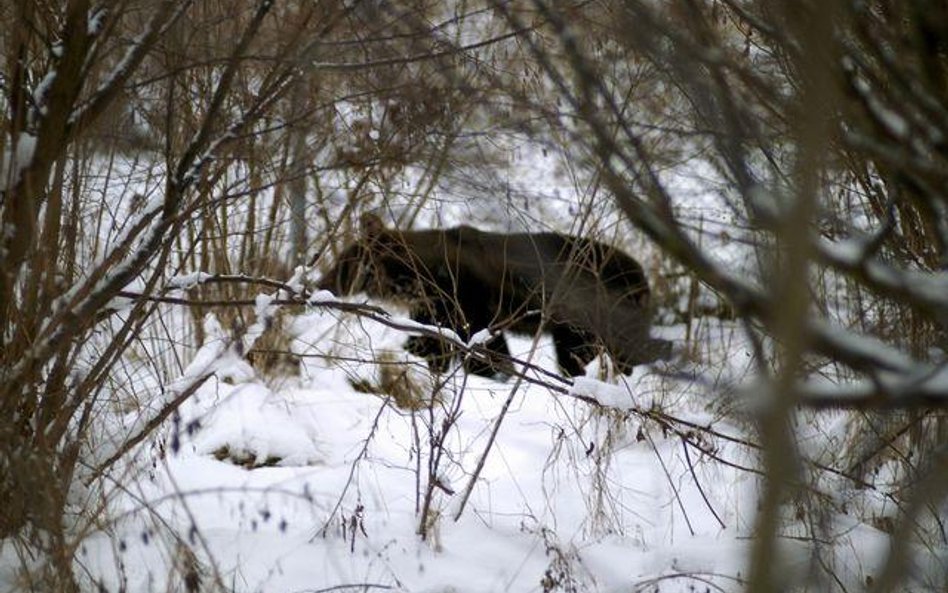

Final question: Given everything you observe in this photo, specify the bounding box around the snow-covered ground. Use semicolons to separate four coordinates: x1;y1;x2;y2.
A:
60;306;912;593
75;313;738;592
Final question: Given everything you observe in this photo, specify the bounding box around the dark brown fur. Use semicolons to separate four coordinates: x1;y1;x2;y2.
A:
319;214;671;377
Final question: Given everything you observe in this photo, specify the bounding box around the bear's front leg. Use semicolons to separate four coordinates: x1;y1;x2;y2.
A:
405;335;456;373
464;332;514;379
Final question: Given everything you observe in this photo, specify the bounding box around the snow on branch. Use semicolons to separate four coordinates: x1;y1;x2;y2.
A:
815;235;948;318
69;0;194;136
796;366;948;409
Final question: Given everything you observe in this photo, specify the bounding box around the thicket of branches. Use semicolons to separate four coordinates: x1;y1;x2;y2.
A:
515;2;948;591
1;0;946;591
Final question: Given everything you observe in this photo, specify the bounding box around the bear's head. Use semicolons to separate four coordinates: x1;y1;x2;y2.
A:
318;213;425;300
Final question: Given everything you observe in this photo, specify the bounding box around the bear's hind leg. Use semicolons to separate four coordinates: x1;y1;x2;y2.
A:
551;325;598;377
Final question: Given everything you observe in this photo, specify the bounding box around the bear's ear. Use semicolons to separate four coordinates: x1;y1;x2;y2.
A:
359;212;386;239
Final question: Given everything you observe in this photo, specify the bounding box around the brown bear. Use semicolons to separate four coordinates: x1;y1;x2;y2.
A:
318;213;671;378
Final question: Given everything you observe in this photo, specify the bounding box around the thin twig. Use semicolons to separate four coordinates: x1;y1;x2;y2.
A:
86;374;212;485
645;430;696;536
682;437;727;529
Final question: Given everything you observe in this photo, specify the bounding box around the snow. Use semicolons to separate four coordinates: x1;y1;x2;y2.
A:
818;235;948;309
285;266;307;295
0;133;37;188
254;292;275;317
168;271;214;290
810;317;916;373
571;376;634;409
88;8;106;35
145;377;732;590
308;289;337;303
389;314;466;345
32;71;57;114
467;328;493;347
186;382;326;467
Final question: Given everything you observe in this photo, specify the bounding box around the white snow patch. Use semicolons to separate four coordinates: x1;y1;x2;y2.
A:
467;328;493;347
0;133;37;187
168;271;214;289
571;376;634;409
